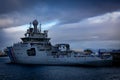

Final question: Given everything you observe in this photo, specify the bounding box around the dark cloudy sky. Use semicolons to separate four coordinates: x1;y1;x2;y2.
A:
0;0;120;50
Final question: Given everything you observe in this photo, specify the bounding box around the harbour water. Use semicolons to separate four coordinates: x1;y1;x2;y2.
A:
0;57;120;80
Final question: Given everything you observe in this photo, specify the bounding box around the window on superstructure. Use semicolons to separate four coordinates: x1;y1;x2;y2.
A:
27;48;36;56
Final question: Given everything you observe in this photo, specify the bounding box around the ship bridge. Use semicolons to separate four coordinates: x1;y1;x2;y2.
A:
21;20;50;43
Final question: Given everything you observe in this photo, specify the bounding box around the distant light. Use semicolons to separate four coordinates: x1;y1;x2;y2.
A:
3;24;28;33
91;36;99;39
87;14;110;24
87;11;120;24
42;20;59;30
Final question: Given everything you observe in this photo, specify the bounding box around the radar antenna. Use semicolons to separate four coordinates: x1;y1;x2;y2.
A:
29;22;32;28
39;22;41;33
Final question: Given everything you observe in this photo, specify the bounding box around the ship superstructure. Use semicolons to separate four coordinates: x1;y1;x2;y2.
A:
7;20;112;65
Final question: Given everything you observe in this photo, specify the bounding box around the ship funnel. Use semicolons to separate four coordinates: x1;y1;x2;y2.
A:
33;20;38;33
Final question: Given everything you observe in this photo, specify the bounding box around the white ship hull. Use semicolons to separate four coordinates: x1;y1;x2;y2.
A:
7;47;112;65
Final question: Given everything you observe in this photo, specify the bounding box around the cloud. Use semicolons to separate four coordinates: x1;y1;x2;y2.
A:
87;11;120;24
0;0;120;29
0;0;120;49
1;10;120;49
49;11;120;43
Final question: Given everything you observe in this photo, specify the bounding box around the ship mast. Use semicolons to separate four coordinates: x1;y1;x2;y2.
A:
29;22;32;28
39;23;41;33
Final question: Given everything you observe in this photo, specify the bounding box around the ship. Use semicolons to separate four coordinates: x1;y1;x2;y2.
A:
6;20;112;65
